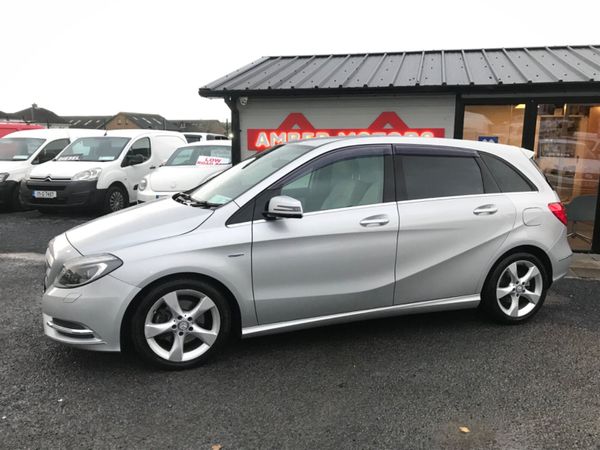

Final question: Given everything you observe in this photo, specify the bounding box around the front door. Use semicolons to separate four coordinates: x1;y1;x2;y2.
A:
251;145;398;324
393;146;517;304
122;137;152;200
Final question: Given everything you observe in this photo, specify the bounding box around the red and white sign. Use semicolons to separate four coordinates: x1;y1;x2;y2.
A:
247;112;445;151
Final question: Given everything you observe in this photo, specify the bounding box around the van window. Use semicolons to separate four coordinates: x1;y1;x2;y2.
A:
185;135;203;143
0;138;45;161
480;153;534;192
401;155;484;200
36;138;70;164
129;137;151;162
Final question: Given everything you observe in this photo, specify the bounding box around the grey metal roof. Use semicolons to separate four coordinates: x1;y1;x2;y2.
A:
200;45;600;96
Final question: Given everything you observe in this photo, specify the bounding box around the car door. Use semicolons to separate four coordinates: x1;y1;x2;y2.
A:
393;145;517;304
251;144;398;324
122;137;152;199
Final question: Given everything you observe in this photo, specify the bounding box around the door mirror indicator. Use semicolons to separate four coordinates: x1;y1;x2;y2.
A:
265;195;303;219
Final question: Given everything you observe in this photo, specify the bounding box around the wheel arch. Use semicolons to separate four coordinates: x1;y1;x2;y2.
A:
482;245;553;293
119;272;242;352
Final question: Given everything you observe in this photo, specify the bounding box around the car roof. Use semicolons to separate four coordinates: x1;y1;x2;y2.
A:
2;128;104;139
179;140;232;147
103;129;185;138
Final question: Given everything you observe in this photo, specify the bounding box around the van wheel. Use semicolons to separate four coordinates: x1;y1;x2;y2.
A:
103;185;128;214
481;252;549;323
10;185;23;211
130;278;232;370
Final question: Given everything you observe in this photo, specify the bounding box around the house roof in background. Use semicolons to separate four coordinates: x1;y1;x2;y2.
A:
63;116;112;129
199;45;600;96
4;107;67;124
116;112;167;129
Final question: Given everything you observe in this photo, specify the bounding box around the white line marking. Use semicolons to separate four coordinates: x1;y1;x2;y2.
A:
0;252;45;262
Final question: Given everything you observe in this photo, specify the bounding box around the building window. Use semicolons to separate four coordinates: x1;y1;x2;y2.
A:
463;104;525;146
534;103;600;252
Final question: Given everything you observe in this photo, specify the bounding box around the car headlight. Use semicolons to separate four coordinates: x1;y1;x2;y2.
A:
0;172;9;183
54;254;123;288
72;168;102;181
139;177;148;191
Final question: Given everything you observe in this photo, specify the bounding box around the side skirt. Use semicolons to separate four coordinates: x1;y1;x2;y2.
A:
241;294;480;338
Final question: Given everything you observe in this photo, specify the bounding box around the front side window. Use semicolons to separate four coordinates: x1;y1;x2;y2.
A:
166;145;232;166
35;138;71;164
480;153;533;192
128;137;151;162
401;155;484;200
0;138;45;161
57;137;131;162
280;153;385;213
190;143;316;206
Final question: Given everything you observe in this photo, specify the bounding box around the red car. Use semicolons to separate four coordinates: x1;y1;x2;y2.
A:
0;123;44;138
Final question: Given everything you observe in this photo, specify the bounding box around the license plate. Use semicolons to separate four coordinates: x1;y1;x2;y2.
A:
33;190;57;199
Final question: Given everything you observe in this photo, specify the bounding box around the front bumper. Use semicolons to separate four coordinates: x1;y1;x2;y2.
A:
0;180;17;205
42;274;141;351
137;189;173;204
20;179;106;209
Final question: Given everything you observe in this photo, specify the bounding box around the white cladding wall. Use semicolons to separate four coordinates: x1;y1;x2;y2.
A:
238;94;456;158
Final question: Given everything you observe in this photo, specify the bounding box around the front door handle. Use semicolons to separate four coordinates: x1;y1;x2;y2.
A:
473;204;498;215
360;214;390;227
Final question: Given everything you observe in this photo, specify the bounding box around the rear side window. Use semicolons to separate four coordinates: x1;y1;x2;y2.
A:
480;153;534;192
401;155;484;200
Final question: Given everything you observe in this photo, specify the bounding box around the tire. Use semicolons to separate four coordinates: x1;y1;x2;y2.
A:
102;185;128;214
130;278;232;370
481;252;549;324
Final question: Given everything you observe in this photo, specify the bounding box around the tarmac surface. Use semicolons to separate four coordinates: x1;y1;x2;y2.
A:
1;210;599;449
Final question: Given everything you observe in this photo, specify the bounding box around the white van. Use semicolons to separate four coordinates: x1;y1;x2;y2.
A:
21;129;187;214
0;128;105;210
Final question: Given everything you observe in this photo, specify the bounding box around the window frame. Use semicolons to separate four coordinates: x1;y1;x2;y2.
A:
227;144;395;224
393;144;497;202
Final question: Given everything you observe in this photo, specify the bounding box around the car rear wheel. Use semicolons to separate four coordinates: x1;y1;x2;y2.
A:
481;252;549;323
130;278;232;370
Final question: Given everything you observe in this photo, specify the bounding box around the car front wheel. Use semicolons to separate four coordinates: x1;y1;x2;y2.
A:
130;278;232;370
481;252;549;323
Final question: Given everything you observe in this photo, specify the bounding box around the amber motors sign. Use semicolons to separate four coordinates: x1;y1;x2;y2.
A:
247;112;446;151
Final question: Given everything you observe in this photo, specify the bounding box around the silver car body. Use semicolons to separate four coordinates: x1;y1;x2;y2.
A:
42;137;572;351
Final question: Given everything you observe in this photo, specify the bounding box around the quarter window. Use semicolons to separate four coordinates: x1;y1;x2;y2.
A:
479;153;533;192
401;155;484;200
280;153;386;213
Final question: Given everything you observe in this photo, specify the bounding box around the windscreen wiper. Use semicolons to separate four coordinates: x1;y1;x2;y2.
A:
172;192;220;208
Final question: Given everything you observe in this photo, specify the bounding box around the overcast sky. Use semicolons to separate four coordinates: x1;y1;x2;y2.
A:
1;0;598;121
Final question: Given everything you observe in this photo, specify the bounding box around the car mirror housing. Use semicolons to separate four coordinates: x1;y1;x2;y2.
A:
265;195;303;219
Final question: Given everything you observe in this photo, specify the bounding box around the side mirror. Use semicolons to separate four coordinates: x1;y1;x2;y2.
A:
265;195;303;219
125;154;144;166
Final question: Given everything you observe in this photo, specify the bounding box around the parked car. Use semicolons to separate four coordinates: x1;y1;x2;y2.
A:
138;140;232;203
0;128;104;210
0;122;43;138
41;137;572;369
184;132;228;143
21;129;187;214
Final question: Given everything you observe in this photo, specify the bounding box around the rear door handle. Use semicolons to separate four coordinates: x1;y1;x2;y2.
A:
473;204;498;215
360;214;390;227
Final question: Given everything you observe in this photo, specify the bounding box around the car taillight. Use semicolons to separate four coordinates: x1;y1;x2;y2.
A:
548;202;567;226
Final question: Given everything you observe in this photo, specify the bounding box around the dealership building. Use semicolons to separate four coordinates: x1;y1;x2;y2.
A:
200;45;600;252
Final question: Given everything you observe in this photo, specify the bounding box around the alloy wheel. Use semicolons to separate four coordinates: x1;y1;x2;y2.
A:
496;260;543;318
144;289;221;362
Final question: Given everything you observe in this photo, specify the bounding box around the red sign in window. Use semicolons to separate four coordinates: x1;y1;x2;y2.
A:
247;112;445;151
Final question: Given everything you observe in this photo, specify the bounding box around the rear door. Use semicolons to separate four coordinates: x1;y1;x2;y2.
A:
393;145;516;304
251;144;398;324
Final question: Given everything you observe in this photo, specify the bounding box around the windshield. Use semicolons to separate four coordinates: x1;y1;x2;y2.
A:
190;143;316;206
166;145;232;166
0;138;46;161
56;137;131;162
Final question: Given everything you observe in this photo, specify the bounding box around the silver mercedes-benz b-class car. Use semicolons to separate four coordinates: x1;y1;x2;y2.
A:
42;137;572;369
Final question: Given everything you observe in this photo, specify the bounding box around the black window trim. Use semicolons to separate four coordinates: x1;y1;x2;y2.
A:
227;144;395;225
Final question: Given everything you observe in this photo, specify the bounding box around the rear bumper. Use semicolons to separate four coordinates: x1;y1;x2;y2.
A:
0;180;17;205
20;179;106;209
